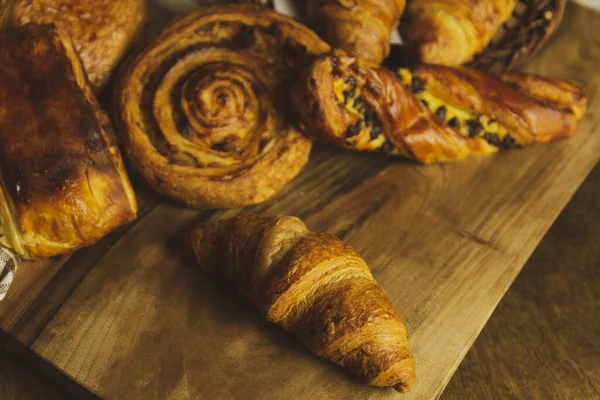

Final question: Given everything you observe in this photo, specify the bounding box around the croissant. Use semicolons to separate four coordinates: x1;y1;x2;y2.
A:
190;214;416;392
0;25;137;259
113;5;330;209
2;0;146;89
292;51;586;163
401;0;516;66
306;0;406;65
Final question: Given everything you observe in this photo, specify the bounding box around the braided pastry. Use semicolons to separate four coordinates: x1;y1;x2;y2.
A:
113;5;330;208
292;51;586;163
401;0;516;66
306;0;406;66
190;214;416;393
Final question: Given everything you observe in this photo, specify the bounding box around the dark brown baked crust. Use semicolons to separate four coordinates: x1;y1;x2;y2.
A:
113;5;330;209
190;214;416;393
4;0;146;88
307;0;405;66
0;24;137;259
292;51;586;163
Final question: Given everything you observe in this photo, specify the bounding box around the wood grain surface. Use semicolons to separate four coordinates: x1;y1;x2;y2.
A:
443;152;600;400
1;3;599;399
3;154;599;400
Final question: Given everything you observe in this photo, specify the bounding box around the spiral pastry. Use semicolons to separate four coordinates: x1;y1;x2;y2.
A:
113;6;330;208
306;0;405;66
292;51;586;163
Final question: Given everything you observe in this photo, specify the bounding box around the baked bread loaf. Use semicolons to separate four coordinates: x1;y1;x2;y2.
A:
401;0;516;66
293;51;586;163
0;25;138;260
2;0;146;89
113;5;330;209
190;214;416;393
306;0;406;65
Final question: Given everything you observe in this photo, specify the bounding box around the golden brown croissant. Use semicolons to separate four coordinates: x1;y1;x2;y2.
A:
0;24;138;260
190;214;416;392
113;5;330;209
401;0;516;66
2;0;146;88
292;51;586;163
306;0;406;65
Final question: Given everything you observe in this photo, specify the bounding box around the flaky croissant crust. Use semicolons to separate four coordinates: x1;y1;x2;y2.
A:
402;0;516;66
191;214;416;393
307;0;406;65
293;51;586;163
113;5;330;209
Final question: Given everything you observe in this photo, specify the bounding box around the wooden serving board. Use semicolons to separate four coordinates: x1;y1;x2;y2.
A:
1;4;600;400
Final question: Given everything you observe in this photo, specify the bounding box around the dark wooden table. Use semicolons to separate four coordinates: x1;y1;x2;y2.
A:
3;158;599;400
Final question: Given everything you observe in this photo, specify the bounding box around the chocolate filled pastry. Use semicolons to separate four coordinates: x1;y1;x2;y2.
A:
3;0;146;89
190;214;416;393
0;25;138;260
293;51;586;163
401;0;516;66
113;5;330;209
306;0;406;66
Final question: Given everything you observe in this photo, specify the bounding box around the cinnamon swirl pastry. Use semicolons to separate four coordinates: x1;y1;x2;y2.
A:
113;5;330;208
293;51;586;163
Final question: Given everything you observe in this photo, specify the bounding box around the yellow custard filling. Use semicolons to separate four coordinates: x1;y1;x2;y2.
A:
396;68;516;148
333;77;391;152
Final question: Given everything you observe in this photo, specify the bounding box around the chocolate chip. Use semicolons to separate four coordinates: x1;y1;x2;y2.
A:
381;141;394;155
370;122;383;140
448;117;460;130
344;77;357;91
345;120;362;138
483;132;502;147
466;119;483;137
411;76;425;93
342;90;354;105
502;134;520;149
420;99;429;108
435;106;447;120
353;97;366;113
